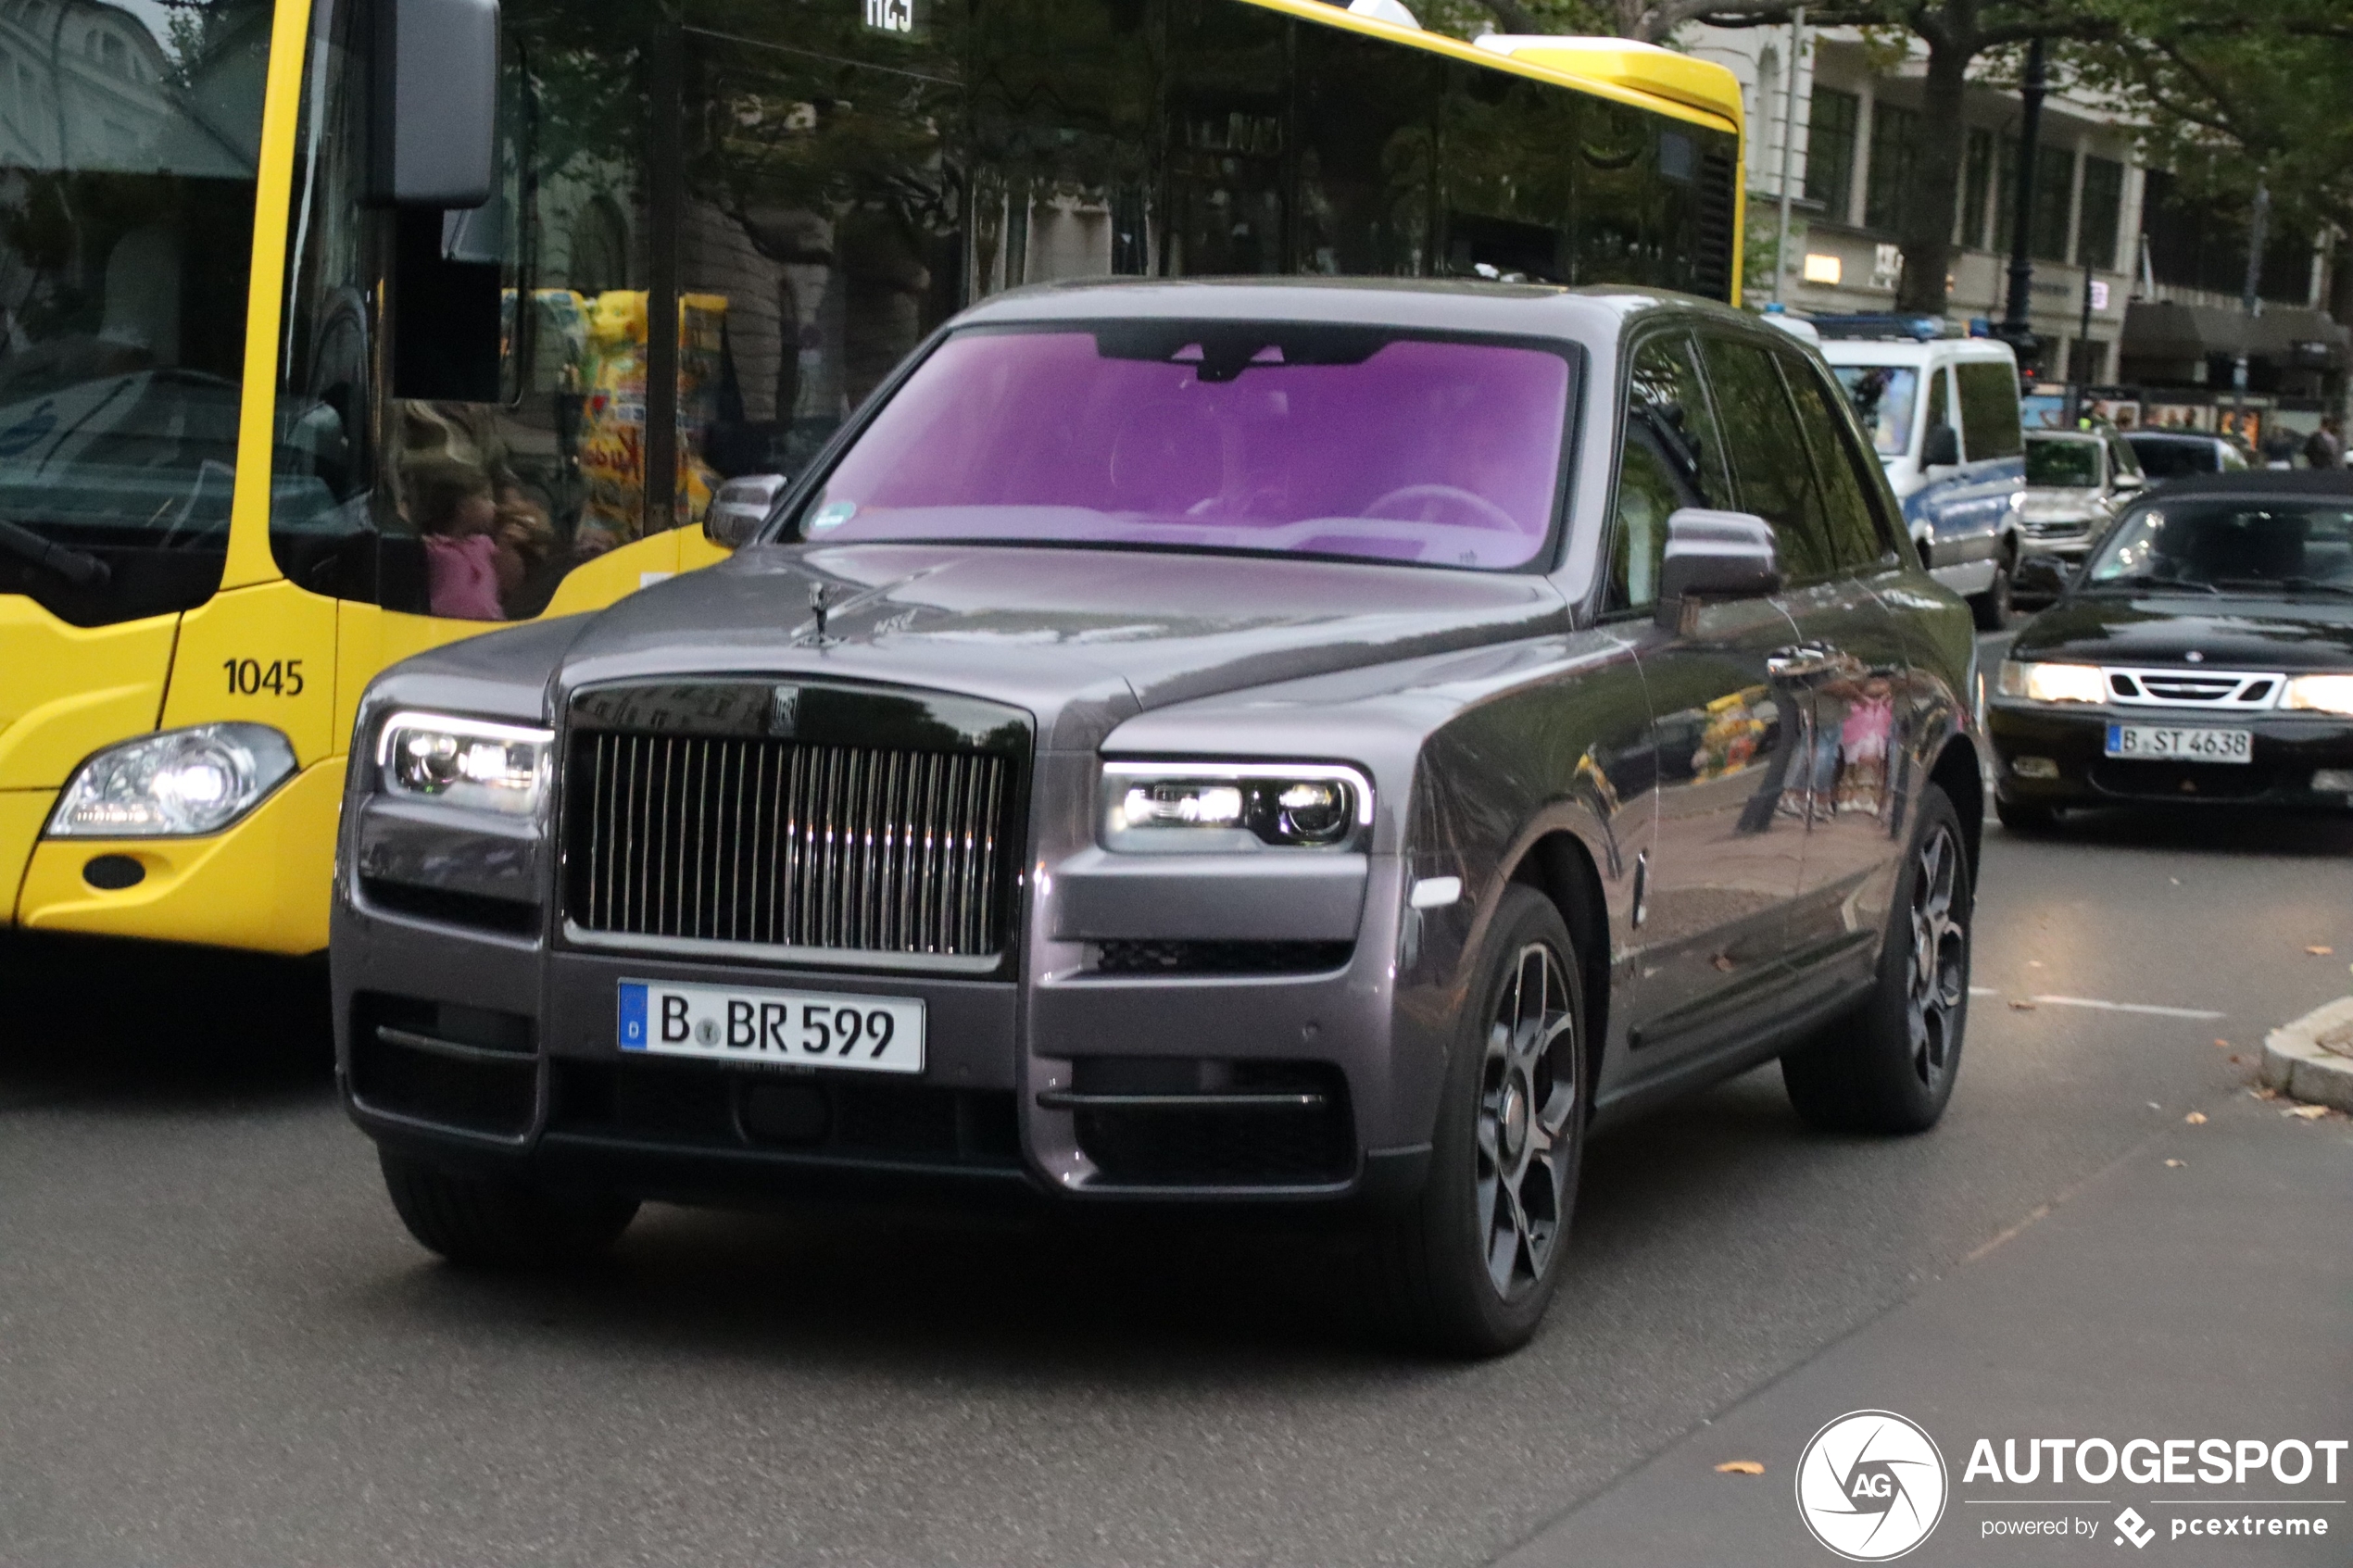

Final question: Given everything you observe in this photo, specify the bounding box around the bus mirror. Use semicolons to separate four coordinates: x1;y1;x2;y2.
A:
369;0;500;208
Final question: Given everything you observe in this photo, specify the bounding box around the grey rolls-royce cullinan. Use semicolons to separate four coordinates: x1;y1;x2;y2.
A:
333;279;1986;1354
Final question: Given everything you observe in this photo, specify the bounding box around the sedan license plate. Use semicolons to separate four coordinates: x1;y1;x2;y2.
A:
2103;724;2253;764
619;979;925;1073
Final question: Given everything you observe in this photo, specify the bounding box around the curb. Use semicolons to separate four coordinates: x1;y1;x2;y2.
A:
2260;996;2353;1112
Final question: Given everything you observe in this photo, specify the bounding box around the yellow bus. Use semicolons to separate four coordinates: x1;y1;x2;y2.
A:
0;0;1741;960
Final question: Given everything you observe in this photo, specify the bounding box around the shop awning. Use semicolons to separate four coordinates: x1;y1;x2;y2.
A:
2122;301;2350;369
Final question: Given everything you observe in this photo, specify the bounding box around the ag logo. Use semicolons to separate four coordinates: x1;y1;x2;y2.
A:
1794;1410;1947;1561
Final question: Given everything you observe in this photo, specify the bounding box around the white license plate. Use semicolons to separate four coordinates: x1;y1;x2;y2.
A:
2104;724;2253;764
619;979;925;1073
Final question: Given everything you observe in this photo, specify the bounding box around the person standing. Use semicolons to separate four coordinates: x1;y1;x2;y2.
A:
2304;415;2344;470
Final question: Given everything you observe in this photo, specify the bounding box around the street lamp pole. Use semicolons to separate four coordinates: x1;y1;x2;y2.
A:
1999;37;2046;370
1772;6;1806;306
2232;182;2269;441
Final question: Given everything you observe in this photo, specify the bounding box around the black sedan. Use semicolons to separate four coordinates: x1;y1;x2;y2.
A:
1989;470;2353;828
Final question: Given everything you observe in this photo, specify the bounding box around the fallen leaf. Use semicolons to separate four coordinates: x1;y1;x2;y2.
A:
2229;1054;2244;1064
2251;1086;2280;1100
2007;999;2037;1011
2308;946;2334;956
1715;1461;1765;1475
2147;1101;2162;1110
2028;960;2044;968
2214;1038;2233;1049
2165;1159;2185;1168
2284;1104;2330;1121
2183;1111;2208;1124
2169;877;2181;885
1711;954;1736;972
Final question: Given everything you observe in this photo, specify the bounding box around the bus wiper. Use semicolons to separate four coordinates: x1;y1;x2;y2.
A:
2213;575;2353;598
0;516;111;589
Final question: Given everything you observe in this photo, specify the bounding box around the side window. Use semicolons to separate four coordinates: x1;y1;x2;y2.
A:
1783;359;1895;571
1606;332;1732;610
1955;361;2022;461
1696;334;1836;583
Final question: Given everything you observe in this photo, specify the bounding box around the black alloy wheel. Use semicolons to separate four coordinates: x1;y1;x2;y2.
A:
379;1150;639;1268
1971;550;2015;631
1376;884;1587;1356
1782;784;1973;1134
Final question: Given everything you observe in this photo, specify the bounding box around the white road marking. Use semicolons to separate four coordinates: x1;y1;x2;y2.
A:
2029;994;2225;1021
1969;985;2000;997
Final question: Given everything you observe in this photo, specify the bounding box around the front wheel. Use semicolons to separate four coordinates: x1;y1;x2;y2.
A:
380;1150;639;1268
1782;784;1972;1134
1970;552;2015;631
1374;885;1588;1357
1994;791;2060;834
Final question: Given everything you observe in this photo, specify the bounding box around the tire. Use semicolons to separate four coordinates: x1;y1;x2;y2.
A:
1374;884;1588;1357
1781;784;1972;1135
1969;551;2014;631
379;1149;638;1268
1994;790;2060;833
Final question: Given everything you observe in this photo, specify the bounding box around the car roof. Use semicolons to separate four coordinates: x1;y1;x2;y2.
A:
2143;469;2353;498
2026;428;2104;443
2125;431;2219;445
949;276;1755;347
1815;337;2017;367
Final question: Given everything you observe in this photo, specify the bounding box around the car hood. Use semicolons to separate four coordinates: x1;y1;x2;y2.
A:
547;542;1571;748
2016;594;2353;671
2021;486;2104;516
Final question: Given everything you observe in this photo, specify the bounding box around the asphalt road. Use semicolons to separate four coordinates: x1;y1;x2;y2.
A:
6;666;2351;1567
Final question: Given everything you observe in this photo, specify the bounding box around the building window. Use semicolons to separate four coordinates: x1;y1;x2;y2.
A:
1806;87;1859;222
1959;127;1993;249
2078;156;2123;272
1864;102;1919;232
1994;139;2077;261
2067;337;2108;383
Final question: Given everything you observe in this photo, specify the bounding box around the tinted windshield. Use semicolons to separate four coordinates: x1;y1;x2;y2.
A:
2026;438;2100;487
1831;365;1918;458
2085;499;2353;593
2128;437;2217;479
0;0;270;625
790;326;1575;571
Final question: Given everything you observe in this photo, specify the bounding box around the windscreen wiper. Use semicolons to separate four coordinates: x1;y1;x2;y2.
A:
0;516;111;589
2212;575;2353;597
2095;571;2219;596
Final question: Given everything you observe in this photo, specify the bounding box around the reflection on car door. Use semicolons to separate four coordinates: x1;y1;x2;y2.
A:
1602;328;1807;1070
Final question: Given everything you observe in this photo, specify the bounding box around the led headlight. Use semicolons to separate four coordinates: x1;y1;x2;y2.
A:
1101;761;1371;851
376;712;551;816
2282;674;2353;717
1995;659;2107;705
48;722;298;837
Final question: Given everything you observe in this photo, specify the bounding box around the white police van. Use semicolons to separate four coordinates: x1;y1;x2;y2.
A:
1811;316;2027;629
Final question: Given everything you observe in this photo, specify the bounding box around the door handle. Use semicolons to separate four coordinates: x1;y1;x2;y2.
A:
1766;646;1841;680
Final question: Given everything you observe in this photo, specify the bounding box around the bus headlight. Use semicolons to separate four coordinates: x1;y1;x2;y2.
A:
47;723;298;837
1101;761;1371;851
376;712;552;817
1995;660;2107;705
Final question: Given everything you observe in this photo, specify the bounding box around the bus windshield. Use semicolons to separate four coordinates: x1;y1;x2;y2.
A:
1831;365;1919;458
789;326;1574;571
0;0;270;625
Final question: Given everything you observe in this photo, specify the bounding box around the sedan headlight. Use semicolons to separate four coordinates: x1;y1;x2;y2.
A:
1996;660;2107;705
376;712;551;816
2282;674;2353;717
1101;761;1371;851
48;722;298;837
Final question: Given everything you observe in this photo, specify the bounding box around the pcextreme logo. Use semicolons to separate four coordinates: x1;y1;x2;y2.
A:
1796;1410;1951;1562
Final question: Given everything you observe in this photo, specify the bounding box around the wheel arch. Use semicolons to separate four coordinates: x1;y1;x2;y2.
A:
1927;734;1983;881
1505;830;1612;1109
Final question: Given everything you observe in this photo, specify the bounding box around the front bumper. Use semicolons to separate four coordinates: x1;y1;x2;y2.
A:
333;856;1442;1210
1987;701;2353;809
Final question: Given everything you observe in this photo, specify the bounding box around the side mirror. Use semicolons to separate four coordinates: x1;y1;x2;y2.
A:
1921;423;1961;469
2112;470;2145;492
369;0;500;207
705;473;789;549
1656;508;1780;629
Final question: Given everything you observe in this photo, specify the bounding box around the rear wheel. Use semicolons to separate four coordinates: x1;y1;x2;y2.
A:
1374;885;1587;1357
1970;550;2015;631
379;1150;638;1268
1782;784;1972;1135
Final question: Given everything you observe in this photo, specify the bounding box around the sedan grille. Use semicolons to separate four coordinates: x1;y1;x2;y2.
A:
2101;667;2282;709
564;732;1014;959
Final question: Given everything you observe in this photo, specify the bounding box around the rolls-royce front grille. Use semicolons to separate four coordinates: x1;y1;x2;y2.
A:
563;732;1013;959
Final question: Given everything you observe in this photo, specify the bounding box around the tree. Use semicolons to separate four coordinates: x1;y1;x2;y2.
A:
2070;0;2353;242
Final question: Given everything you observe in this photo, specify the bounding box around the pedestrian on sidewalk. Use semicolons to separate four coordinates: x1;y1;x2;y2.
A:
2303;414;2343;470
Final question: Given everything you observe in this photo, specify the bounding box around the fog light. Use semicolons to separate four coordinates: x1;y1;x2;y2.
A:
2011;756;2060;779
2312;769;2353;795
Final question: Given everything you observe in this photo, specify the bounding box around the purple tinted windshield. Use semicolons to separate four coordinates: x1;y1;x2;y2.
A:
791;328;1575;570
